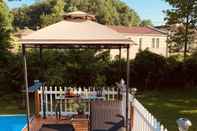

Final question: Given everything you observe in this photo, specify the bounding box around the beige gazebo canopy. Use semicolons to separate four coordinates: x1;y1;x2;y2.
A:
21;11;132;131
21;16;133;48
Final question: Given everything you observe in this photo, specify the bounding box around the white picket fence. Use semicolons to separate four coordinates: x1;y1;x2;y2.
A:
38;86;118;116
132;98;168;131
37;86;168;131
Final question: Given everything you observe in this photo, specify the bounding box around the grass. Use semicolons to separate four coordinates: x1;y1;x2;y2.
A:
137;88;197;131
0;92;25;114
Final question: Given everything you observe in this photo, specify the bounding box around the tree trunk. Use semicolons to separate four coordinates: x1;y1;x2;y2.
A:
184;15;189;60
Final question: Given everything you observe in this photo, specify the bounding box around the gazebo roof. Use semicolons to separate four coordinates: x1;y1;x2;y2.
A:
21;19;133;49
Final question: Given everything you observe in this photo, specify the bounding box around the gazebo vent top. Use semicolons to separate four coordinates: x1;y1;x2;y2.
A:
63;11;96;21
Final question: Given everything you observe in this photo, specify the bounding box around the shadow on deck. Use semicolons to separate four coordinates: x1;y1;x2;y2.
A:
23;116;89;131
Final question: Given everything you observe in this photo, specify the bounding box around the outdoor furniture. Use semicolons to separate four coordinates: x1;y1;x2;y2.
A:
39;124;74;131
54;95;105;119
90;100;125;131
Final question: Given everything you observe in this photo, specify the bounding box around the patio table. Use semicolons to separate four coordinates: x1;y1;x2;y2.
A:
55;95;105;100
54;95;105;120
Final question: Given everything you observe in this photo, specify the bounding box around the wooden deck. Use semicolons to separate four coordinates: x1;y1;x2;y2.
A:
23;116;89;131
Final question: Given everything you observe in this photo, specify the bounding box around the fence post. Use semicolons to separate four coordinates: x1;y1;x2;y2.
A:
60;86;63;114
112;87;115;100
107;87;110;100
55;86;57;98
50;86;53;115
64;86;67;112
160;125;164;131
45;86;48;115
156;122;161;131
102;87;105;99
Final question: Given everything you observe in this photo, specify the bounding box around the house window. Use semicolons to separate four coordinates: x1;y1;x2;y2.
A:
152;38;155;48
139;38;142;50
156;38;159;48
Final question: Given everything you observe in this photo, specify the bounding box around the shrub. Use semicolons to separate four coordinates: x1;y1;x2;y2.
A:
133;50;167;89
182;52;197;87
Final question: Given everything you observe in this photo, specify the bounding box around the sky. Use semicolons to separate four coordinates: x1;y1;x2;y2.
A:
123;0;171;25
6;0;171;26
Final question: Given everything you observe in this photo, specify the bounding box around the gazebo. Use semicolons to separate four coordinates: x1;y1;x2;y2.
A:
21;11;134;131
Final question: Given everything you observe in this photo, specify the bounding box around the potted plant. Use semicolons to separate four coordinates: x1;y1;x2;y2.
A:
76;103;86;115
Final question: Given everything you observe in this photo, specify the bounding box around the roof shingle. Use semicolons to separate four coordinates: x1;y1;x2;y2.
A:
108;26;167;35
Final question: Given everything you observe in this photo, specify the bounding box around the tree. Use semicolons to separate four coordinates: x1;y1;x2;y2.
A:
13;0;65;30
40;0;65;28
164;0;197;60
0;0;14;92
140;19;153;26
13;0;141;29
0;0;13;59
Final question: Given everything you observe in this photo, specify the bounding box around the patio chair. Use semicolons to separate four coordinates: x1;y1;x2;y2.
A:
39;124;74;131
90;100;125;131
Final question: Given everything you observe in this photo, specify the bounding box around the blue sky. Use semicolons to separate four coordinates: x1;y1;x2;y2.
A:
123;0;171;25
6;0;171;26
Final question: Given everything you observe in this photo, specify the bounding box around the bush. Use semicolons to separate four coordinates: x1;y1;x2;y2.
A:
3;49;197;93
133;50;167;89
182;52;197;87
164;56;184;88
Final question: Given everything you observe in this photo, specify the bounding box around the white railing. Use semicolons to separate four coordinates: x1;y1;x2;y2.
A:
37;86;168;131
38;86;118;116
131;98;168;131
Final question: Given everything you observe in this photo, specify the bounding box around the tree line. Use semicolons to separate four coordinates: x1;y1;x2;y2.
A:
12;0;153;30
1;0;197;94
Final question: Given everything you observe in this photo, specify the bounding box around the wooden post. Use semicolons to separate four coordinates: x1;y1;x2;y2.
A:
130;103;134;130
34;91;40;117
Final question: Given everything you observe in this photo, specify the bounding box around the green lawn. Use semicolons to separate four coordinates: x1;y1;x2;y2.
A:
0;93;25;114
138;88;197;131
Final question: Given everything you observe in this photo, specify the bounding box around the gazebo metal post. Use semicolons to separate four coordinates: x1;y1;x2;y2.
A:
126;44;130;131
118;47;122;100
119;47;122;79
119;47;121;60
40;47;46;119
22;45;30;131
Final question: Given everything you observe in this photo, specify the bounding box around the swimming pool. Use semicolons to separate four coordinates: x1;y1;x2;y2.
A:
0;115;27;131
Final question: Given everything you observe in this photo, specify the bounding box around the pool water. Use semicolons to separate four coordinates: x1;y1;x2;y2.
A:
0;115;26;131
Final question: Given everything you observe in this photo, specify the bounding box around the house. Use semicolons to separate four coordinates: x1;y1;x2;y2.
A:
109;26;168;59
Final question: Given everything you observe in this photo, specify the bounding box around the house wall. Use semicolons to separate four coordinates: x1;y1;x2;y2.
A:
110;33;168;59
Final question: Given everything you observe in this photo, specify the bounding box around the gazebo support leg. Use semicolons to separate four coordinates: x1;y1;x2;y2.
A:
118;47;122;99
40;47;46;119
22;45;30;131
119;47;121;60
126;44;130;131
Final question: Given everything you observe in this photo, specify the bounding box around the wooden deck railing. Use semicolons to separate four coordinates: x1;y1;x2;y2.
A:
37;86;118;116
35;86;168;131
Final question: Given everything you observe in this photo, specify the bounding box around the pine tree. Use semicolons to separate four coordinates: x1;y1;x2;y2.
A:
165;0;197;59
